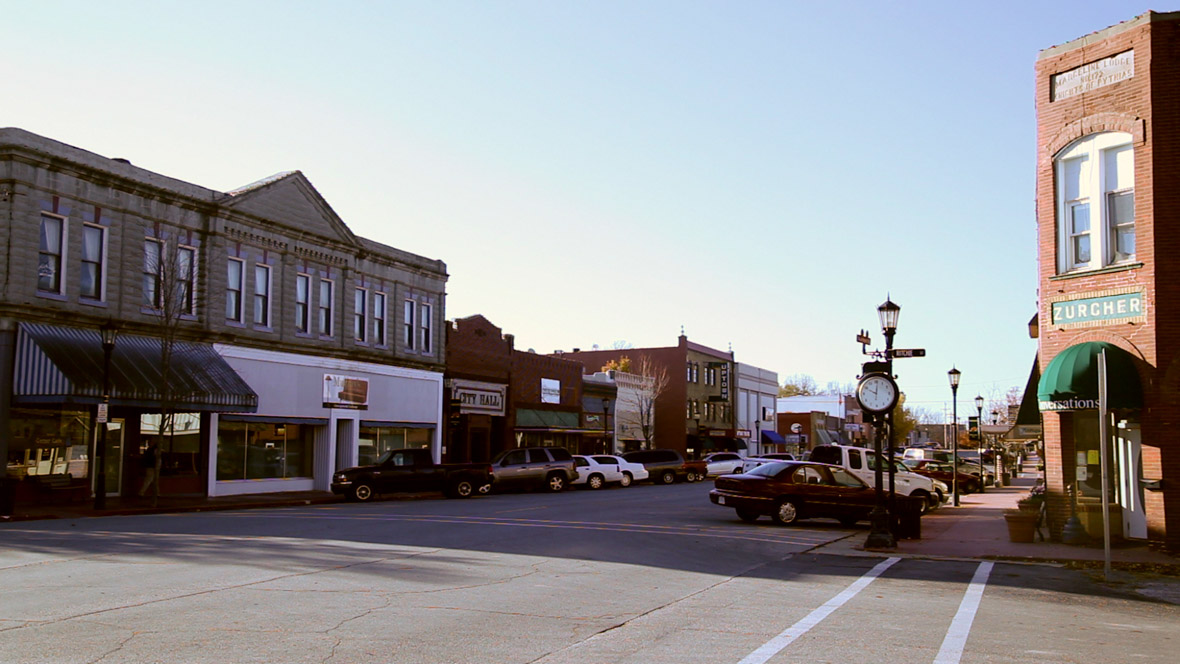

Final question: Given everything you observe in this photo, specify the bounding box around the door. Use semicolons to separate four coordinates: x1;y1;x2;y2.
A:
92;419;124;496
1117;425;1147;539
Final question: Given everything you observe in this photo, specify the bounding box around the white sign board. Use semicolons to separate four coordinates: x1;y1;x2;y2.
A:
1053;50;1133;101
541;378;561;404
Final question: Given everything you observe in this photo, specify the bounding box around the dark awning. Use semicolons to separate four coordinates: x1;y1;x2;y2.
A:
13;323;257;412
1037;342;1142;411
761;430;787;446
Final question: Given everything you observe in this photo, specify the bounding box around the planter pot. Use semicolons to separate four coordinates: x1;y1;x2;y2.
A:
1004;511;1037;543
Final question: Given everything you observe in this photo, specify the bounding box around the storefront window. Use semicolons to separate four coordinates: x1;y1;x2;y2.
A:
358;425;433;465
1072;411;1123;500
216;420;315;481
5;407;91;479
142;413;202;478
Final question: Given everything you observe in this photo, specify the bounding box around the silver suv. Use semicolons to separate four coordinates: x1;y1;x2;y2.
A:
490;447;577;492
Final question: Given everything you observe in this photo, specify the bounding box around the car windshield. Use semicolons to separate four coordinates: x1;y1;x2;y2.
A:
747;462;790;478
375;450;395;466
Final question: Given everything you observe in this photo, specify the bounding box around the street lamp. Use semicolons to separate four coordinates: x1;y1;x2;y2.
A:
878;297;899;517
974;395;984;492
947;367;961;506
94;320;119;510
602;397;612;454
991;409;1000;487
864;297;901;550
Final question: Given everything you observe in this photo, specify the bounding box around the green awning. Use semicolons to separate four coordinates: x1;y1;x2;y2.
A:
1037;342;1142;411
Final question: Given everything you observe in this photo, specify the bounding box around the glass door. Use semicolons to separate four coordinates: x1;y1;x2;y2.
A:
102;420;124;496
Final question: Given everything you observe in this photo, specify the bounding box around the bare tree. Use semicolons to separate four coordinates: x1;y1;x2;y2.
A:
779;374;819;397
613;355;669;451
142;236;196;505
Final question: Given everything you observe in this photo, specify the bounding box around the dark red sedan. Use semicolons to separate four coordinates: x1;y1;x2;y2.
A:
903;459;981;494
709;461;876;526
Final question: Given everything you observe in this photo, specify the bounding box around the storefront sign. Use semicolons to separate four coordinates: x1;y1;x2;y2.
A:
452;380;505;416
323;374;369;409
1039;397;1100;412
541;378;561;404
1053;50;1133;101
720;363;730;400
1050;291;1144;326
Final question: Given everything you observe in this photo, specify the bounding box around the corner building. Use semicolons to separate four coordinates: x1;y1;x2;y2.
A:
1035;12;1180;550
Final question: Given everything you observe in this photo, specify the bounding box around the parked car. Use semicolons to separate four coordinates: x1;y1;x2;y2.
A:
808;444;941;513
903;459;981;493
760;453;796;461
709;460;876;526
703;452;745;476
331;448;492;502
903;448;994;485
573;455;625;489
741;456;786;473
490;447;578;492
590;454;649;485
622;449;708;484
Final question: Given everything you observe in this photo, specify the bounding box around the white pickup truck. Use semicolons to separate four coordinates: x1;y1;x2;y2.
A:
808;444;946;513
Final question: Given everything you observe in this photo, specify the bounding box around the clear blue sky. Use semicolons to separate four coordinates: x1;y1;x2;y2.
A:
4;1;1154;422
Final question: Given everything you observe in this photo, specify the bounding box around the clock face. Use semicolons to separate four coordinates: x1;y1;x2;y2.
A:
857;374;898;413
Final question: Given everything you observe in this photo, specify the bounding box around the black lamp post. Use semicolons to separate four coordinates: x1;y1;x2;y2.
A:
878;298;900;513
602;397;612;454
991;409;1000;487
94;320;119;510
864;297;901;550
975;395;985;492
947;367;961;507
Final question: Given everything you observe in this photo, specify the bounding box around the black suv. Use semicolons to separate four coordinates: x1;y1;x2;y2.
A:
490;447;578;492
622;449;707;484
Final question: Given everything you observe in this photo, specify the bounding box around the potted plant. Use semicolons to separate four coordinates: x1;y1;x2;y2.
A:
1017;484;1046;513
1003;509;1038;542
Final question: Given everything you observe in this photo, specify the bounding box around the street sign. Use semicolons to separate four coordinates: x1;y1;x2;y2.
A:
97;403;108;424
891;348;926;358
856;332;871;345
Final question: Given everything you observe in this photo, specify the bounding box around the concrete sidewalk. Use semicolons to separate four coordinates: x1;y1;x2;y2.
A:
0;489;344;522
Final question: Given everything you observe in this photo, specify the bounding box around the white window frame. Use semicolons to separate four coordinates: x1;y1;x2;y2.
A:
1055;132;1135;274
38;213;67;295
373;291;386;346
143;238;162;308
79;222;106;301
295;273;311;334
253;263;271;327
226;258;245;323
403;299;415;350
177;245;197;316
318;278;334;337
418;302;432;353
354;287;368;343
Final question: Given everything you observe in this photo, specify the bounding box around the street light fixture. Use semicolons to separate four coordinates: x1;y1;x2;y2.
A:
947;367;961;507
991;409;1000;487
864;297;901;550
94;320;119;510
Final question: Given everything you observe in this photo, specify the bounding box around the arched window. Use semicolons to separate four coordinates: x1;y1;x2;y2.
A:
1055;132;1135;273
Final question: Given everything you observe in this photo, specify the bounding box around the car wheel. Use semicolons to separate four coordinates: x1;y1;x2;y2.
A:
912;491;931;515
965;479;980;494
736;509;760;523
587;474;605;490
478;483;493;495
450;479;475;498
771;499;800;525
546;473;566;492
352;482;375;502
660;470;676;485
619;472;633;488
838;516;859;528
686;472;699;482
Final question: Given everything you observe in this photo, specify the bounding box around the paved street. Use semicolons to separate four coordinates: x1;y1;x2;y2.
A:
2;483;1177;663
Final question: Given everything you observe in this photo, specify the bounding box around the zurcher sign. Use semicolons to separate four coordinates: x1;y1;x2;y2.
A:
1051;291;1144;327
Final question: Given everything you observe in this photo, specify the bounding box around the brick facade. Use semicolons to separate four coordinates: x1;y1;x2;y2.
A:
1035;12;1180;550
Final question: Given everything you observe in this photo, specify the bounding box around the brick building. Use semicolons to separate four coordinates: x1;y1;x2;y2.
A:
1;128;448;510
1034;12;1180;550
556;335;737;458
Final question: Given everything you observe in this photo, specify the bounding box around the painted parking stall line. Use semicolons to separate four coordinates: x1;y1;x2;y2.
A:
736;556;901;664
933;561;994;664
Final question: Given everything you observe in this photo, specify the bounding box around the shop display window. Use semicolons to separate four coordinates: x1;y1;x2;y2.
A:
216;420;315;481
5;408;91;480
358;425;432;466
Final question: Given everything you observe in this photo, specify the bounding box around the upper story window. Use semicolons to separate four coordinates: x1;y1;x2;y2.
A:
226;258;244;323
38;214;65;294
144;239;195;314
176;246;196;315
403;299;415;350
686;362;693;382
354;288;368;342
1055;132;1135;273
143;239;161;307
295;274;310;334
373;291;387;345
253;264;271;327
80;223;105;300
318;278;334;336
705;365;716;386
418;302;432;353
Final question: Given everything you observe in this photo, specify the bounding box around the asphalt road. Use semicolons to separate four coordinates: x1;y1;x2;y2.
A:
2;482;1176;663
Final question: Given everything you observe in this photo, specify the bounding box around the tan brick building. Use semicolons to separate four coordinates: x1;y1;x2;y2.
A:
1034;12;1180;550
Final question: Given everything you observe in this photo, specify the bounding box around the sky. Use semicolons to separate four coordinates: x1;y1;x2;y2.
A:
3;0;1156;423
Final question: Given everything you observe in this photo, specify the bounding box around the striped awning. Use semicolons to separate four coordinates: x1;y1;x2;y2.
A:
13;323;257;412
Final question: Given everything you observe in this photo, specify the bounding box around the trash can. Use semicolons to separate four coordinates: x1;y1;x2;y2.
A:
891;495;924;540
